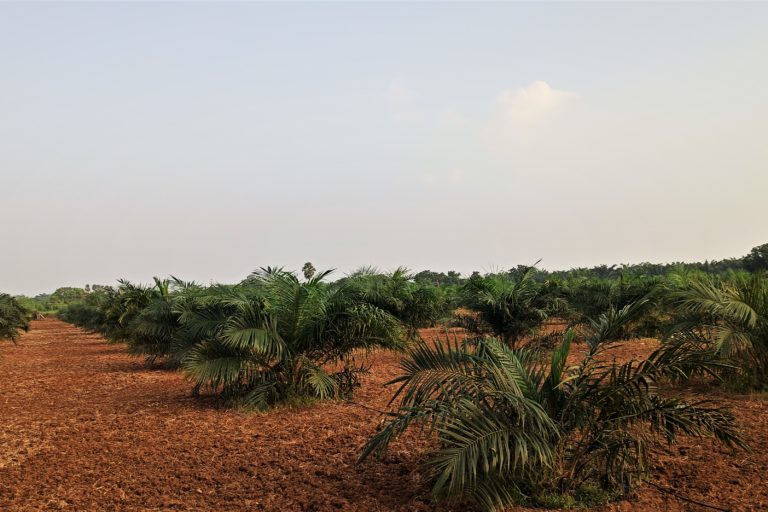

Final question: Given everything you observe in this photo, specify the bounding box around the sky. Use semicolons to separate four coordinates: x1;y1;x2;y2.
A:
1;2;767;296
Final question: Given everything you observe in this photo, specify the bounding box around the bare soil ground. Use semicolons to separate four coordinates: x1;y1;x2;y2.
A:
1;319;766;511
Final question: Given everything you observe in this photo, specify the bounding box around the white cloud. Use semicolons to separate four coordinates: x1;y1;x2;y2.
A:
497;81;576;125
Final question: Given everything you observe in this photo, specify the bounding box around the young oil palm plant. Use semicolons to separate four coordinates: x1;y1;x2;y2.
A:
558;273;664;337
670;271;768;388
460;266;562;346
92;279;159;343
360;300;746;511
126;277;199;363
181;268;405;409
0;293;29;341
345;266;452;334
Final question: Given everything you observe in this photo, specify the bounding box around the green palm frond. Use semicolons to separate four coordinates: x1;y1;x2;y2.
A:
581;298;650;352
300;360;339;399
182;340;249;390
390;336;483;407
241;381;279;410
431;398;556;502
220;300;285;359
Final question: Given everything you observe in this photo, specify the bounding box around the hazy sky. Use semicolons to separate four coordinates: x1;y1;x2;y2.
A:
2;2;767;295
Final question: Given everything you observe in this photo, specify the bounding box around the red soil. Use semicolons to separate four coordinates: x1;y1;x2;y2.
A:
0;319;766;511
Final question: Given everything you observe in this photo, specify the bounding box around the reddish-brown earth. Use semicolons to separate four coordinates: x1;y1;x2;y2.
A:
1;319;766;511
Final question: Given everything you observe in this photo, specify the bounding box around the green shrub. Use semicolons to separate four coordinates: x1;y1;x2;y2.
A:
0;294;29;341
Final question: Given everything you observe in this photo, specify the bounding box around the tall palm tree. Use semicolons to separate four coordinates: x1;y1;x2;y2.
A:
302;262;316;280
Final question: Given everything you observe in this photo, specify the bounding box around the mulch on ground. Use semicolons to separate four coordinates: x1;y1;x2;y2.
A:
0;319;766;511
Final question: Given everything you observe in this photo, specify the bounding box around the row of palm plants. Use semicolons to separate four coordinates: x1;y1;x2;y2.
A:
452;266;669;350
62;268;409;408
64;266;768;398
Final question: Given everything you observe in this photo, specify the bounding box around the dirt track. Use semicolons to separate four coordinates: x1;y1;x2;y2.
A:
1;319;766;511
